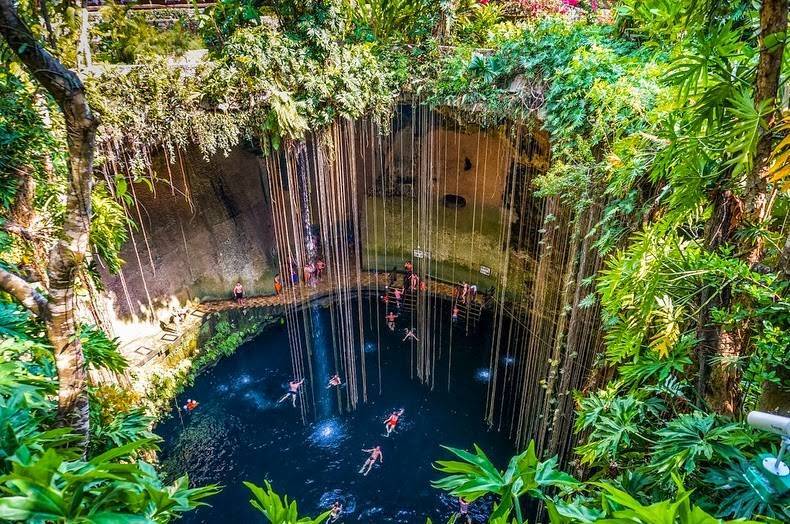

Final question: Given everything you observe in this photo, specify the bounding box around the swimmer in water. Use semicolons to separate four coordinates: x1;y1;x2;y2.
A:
183;398;199;412
385;311;397;331
403;328;419;342
359;446;383;476
458;497;471;524
384;408;404;437
326;373;343;389
277;378;305;407
327;501;342;523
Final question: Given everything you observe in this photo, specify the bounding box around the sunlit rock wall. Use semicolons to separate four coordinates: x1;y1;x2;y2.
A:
359;106;551;292
101;144;277;324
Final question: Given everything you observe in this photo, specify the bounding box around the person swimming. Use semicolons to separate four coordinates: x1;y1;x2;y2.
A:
458;497;471;524
384;408;404;437
385;311;397;331
326;373;343;389
358;446;383;476
403;328;418;342
327;501;342;523
183;398;199;412
277;378;305;407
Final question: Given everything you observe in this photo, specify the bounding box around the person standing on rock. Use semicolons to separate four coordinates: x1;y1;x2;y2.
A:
233;282;244;304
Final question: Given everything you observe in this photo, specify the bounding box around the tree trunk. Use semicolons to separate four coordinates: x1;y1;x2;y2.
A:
0;0;99;451
698;0;788;414
743;0;788;264
697;190;741;413
780;232;790;277
38;0;56;49
77;0;92;71
7;168;50;286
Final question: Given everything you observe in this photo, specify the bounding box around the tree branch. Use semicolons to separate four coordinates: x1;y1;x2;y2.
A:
1;221;40;241
1;0;97;450
0;266;49;319
0;0;85;113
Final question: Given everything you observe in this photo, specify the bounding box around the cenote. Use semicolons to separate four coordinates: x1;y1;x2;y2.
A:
4;1;788;522
157;297;515;523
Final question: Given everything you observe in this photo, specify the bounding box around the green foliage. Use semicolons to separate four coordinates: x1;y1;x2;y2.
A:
245;480;331;523
89;406;159;457
193;319;261;370
92;1;202;63
89;15;401;164
432;440;580;523
90;182;130;274
587;478;765;524
4;2;788;521
647;413;751;476
79;323;128;373
431;442;775;523
705;460;790;520
345;0;437;43
0;443;219;522
200;0;347;51
0;298;218;521
0;68;55;205
574;391;664;466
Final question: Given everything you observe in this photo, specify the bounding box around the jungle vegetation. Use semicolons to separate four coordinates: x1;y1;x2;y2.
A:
0;0;788;522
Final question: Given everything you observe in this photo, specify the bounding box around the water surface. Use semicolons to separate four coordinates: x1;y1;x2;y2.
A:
157;298;514;523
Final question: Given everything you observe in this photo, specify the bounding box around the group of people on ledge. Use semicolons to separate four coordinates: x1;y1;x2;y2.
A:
231;258;490;337
271;257;328;296
451;281;479;324
230;255;329;303
387;260;427;293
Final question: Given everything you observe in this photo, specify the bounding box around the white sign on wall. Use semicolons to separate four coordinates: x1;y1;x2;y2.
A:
480;265;492;276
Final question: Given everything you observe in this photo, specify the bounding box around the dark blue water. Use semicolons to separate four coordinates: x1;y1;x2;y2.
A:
157;298;515;523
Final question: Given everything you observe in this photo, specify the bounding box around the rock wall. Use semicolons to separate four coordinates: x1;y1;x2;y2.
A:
101;144;278;324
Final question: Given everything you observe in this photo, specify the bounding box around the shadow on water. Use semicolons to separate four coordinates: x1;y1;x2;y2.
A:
157;297;515;523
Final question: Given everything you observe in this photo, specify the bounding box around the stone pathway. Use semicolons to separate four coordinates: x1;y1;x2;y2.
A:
120;271;484;367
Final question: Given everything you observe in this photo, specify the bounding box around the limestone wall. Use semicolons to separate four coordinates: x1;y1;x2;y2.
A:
101;144;278;327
